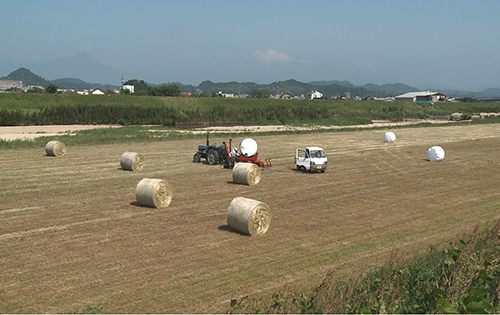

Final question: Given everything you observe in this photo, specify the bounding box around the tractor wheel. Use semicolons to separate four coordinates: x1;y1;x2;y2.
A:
193;153;201;163
207;149;219;165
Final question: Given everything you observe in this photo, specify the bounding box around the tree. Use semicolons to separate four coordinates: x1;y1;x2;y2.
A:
46;84;58;94
148;84;181;97
27;87;44;93
124;79;149;93
250;88;271;99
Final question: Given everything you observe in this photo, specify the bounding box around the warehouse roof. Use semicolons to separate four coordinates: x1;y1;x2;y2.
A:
395;91;443;98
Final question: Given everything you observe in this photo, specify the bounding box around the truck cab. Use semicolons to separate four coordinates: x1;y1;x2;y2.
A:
295;147;327;173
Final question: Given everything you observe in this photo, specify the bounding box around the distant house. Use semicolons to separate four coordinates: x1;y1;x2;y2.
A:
122;84;134;94
280;93;291;99
91;88;107;95
181;93;193;97
306;90;323;100
395;91;447;104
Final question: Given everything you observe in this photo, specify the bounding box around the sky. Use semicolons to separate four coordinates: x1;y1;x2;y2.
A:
1;0;499;90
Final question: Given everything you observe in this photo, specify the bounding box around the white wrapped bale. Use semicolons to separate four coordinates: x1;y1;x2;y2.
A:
232;162;261;186
240;138;258;157
227;197;271;236
120;151;144;171
135;178;172;208
45;140;66;157
384;132;396;142
427;146;445;162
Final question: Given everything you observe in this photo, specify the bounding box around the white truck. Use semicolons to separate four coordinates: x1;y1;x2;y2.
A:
295;147;327;173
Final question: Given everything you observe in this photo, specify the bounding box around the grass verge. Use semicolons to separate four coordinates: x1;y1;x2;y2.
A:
228;221;500;314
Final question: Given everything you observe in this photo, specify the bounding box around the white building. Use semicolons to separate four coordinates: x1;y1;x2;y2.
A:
91;88;107;95
395;91;447;103
122;84;135;94
306;90;323;100
0;80;23;90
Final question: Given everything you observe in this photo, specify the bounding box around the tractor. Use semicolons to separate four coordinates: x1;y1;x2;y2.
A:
193;133;231;166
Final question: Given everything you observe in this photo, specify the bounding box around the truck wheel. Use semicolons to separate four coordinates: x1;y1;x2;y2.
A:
299;166;306;172
193;153;201;163
207;149;219;165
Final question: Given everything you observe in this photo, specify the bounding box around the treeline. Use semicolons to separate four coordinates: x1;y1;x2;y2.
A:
0;102;442;126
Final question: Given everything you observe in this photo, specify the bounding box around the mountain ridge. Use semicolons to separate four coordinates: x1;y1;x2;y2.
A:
2;67;499;99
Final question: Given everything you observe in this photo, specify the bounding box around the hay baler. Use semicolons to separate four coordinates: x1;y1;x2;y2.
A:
236;138;272;168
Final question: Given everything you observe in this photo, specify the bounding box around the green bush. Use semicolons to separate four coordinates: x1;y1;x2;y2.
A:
229;221;500;314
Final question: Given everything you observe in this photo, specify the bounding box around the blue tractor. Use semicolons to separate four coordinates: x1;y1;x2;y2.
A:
193;133;230;166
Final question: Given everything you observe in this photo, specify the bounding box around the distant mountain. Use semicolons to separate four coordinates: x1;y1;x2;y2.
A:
310;80;355;87
2;64;499;99
0;68;118;90
479;88;500;98
51;78;118;91
50;78;91;90
27;53;124;86
194;79;388;98
361;83;419;96
1;67;51;87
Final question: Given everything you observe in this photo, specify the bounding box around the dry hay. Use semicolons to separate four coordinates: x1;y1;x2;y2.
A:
120;151;144;171
232;162;261;186
227;197;271;236
135;178;172;208
45;140;66;157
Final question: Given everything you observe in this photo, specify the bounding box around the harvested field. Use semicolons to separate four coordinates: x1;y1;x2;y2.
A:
1;124;500;313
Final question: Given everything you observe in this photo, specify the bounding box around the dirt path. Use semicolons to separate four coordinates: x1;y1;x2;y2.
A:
0;125;122;141
0;118;457;141
185;118;454;134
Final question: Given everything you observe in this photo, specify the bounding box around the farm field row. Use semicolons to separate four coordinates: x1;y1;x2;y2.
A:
1;124;500;313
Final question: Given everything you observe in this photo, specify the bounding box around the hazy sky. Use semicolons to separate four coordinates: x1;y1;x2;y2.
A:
1;0;499;90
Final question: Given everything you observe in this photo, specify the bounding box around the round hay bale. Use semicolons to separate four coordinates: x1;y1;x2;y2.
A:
384;131;396;142
45;140;66;157
120;151;144;171
427;146;445;162
227;197;271;236
135;178;172;208
232;162;261;186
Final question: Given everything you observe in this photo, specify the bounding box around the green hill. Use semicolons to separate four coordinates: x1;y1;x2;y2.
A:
1;68;51;87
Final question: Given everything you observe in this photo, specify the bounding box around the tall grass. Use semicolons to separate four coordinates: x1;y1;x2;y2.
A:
1;93;477;126
229;221;500;314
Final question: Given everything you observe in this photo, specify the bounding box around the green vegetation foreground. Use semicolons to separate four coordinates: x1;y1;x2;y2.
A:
229;221;500;314
2;93;500;127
